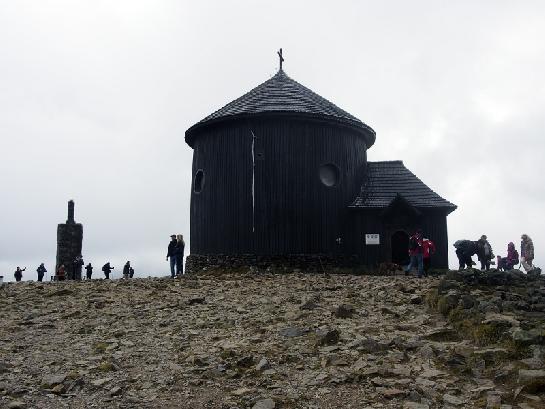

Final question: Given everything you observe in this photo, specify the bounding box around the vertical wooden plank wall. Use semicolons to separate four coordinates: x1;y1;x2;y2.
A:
189;115;452;269
354;209;450;268
190;116;367;255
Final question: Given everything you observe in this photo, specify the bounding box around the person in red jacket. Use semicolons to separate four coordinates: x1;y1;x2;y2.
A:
56;265;66;281
422;238;436;275
404;229;424;278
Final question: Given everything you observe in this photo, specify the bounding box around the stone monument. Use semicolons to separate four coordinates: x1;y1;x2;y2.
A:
56;200;83;280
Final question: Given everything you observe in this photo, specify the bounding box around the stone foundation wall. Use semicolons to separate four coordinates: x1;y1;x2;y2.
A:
185;254;366;275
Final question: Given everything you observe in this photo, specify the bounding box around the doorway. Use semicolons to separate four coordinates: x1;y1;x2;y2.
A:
391;230;409;265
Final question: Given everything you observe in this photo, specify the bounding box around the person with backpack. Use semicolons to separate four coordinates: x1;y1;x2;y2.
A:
85;263;93;280
520;234;535;273
14;266;26;282
422;238;436;274
497;242;519;271
123;261;131;279
36;263;47;282
102;262;114;279
404;229;424;278
453;240;478;270
477;235;494;271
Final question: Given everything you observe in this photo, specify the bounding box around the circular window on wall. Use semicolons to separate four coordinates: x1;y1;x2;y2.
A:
194;169;205;193
319;163;340;187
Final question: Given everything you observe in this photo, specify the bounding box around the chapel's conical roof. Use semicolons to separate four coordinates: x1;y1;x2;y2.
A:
185;69;375;147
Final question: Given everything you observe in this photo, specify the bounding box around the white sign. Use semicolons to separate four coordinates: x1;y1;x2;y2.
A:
365;234;380;245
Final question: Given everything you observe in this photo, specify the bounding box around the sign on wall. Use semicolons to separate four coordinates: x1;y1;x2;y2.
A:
365;234;380;245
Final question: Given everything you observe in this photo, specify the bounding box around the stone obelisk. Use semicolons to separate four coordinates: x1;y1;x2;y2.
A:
56;200;83;280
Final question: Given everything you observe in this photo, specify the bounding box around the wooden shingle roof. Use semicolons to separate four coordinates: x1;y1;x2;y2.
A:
186;70;375;147
350;161;457;212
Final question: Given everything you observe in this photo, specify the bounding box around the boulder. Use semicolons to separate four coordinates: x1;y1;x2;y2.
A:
518;369;545;383
315;328;340;346
443;393;464;406
7;401;27;409
278;327;307;338
252;398;276;409
41;373;67;388
334;304;355;318
255;357;271;372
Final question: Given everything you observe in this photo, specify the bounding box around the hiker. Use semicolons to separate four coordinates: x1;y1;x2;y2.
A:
102;262;114;279
85;263;93;280
129;266;134;278
175;234;185;276
56;265;66;281
123;261;131;279
404;229;424;278
166;234;177;278
453;240;478;270
14;266;26;282
36;263;47;282
497;242;519;271
422;238;436;274
521;234;535;273
72;255;84;280
477;235;494;271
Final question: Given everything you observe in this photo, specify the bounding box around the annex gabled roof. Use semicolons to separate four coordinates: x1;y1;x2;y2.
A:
186;69;375;147
349;161;457;212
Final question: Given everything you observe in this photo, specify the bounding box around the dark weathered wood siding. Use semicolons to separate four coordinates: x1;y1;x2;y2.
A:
349;208;450;268
190;116;368;255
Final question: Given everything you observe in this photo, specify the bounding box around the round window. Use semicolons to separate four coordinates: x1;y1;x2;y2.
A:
319;164;340;187
194;169;205;193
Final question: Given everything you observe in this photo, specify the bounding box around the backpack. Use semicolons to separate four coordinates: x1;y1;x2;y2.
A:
453;240;464;249
102;264;107;272
409;236;420;251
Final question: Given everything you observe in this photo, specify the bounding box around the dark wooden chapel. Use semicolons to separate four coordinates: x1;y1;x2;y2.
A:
185;52;456;272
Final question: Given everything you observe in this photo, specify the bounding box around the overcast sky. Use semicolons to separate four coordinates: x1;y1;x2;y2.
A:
1;1;544;281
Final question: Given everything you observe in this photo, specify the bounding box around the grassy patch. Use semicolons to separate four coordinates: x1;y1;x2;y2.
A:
93;342;108;353
425;289;439;309
437;297;452;316
97;361;116;372
472;324;505;346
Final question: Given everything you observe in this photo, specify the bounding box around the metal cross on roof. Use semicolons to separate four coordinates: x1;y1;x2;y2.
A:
277;48;284;70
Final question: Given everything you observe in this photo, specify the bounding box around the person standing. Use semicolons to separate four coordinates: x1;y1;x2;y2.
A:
175;234;185;276
477;235;494;271
405;229;424;278
85;263;93;280
521;234;535;272
123;261;131;279
129;266;135;279
102;262;114;280
56;265;66;281
36;263;47;282
72;255;84;280
166;235;177;278
14;266;26;282
422;238;436;275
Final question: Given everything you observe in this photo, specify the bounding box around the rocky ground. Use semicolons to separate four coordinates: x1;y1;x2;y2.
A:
0;270;544;409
